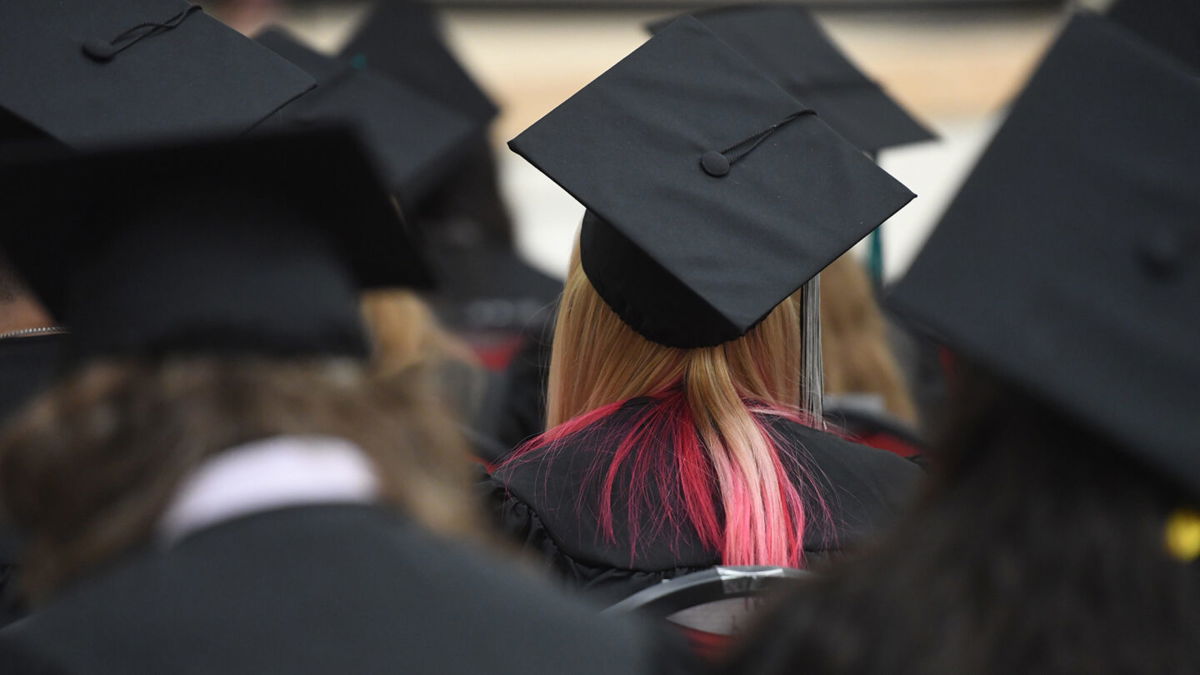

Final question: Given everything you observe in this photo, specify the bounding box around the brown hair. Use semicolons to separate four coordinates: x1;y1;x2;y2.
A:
0;356;478;604
360;289;490;423
819;254;918;426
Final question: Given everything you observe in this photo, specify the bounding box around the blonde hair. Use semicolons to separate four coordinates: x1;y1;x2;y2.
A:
820;254;919;426
535;243;822;567
360;289;478;378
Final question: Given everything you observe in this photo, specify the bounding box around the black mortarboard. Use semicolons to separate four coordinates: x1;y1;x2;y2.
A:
648;5;934;154
0;129;433;362
0;0;314;147
339;0;499;126
887;14;1200;495
509;18;914;349
255;27;477;204
1108;0;1200;74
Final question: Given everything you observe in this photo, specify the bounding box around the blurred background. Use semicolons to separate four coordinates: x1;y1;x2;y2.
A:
205;0;1110;283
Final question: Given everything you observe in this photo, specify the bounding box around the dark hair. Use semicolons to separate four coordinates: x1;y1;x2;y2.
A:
0;356;479;603
723;365;1200;675
0;250;25;303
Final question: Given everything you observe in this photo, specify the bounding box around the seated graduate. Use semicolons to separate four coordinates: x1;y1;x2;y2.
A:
722;13;1200;675
340;0;562;371
254;23;513;460
485;18;924;601
493;0;940;457
0;130;671;675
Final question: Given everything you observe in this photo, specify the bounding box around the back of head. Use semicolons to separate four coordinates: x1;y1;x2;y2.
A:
725;365;1200;675
533;243;818;568
0;356;477;606
547;243;803;429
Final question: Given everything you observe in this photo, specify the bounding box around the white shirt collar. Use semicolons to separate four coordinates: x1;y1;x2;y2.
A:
158;435;379;544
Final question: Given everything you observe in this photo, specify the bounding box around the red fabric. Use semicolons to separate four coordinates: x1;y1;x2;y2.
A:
855;430;923;458
678;627;732;663
470;334;526;371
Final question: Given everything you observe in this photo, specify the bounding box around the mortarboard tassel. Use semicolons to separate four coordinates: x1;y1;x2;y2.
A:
800;274;824;423
1165;508;1200;563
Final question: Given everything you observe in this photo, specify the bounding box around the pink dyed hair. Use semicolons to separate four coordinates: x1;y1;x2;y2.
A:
500;244;833;568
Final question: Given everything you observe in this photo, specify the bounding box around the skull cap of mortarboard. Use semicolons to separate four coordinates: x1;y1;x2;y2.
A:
887;13;1200;497
340;1;498;126
0;0;314;148
1108;0;1200;74
255;27;478;205
0;128;433;363
509;17;915;349
648;4;934;154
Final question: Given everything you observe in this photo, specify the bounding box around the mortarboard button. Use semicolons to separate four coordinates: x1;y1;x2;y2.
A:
81;39;118;62
700;151;731;177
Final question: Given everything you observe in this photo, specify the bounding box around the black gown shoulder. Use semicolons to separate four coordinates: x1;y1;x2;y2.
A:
0;504;673;674
485;398;922;601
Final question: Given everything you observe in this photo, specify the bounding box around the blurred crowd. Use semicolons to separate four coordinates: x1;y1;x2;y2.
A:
0;0;1197;673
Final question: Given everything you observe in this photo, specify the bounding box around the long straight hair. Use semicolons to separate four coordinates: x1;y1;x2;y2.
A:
509;244;829;568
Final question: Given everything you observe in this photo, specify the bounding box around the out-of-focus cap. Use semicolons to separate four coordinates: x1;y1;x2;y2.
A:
510;17;914;349
255;27;478;204
0;128;433;362
648;4;934;154
1108;0;1200;74
887;13;1200;496
340;0;498;126
0;0;314;147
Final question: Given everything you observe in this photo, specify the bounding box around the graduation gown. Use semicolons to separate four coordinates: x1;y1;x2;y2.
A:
486;397;923;602
0;503;670;674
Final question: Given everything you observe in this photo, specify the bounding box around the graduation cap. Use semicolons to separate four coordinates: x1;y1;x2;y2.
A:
648;5;934;155
887;13;1200;495
0;128;433;362
255;27;478;204
509;17;914;349
1108;0;1200;74
0;0;314;148
340;0;498;127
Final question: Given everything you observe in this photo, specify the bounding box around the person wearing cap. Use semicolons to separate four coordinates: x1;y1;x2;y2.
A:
484;19;923;601
720;12;1200;675
340;0;563;375
0;130;673;675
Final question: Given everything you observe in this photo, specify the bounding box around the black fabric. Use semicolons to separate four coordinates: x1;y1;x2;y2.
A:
490;318;556;454
509;18;914;348
255;27;477;204
0;130;430;362
1108;0;1200;74
0;504;669;674
887;13;1200;496
649;5;934;153
340;0;498;126
486;397;922;601
0;334;61;426
0;0;313;147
